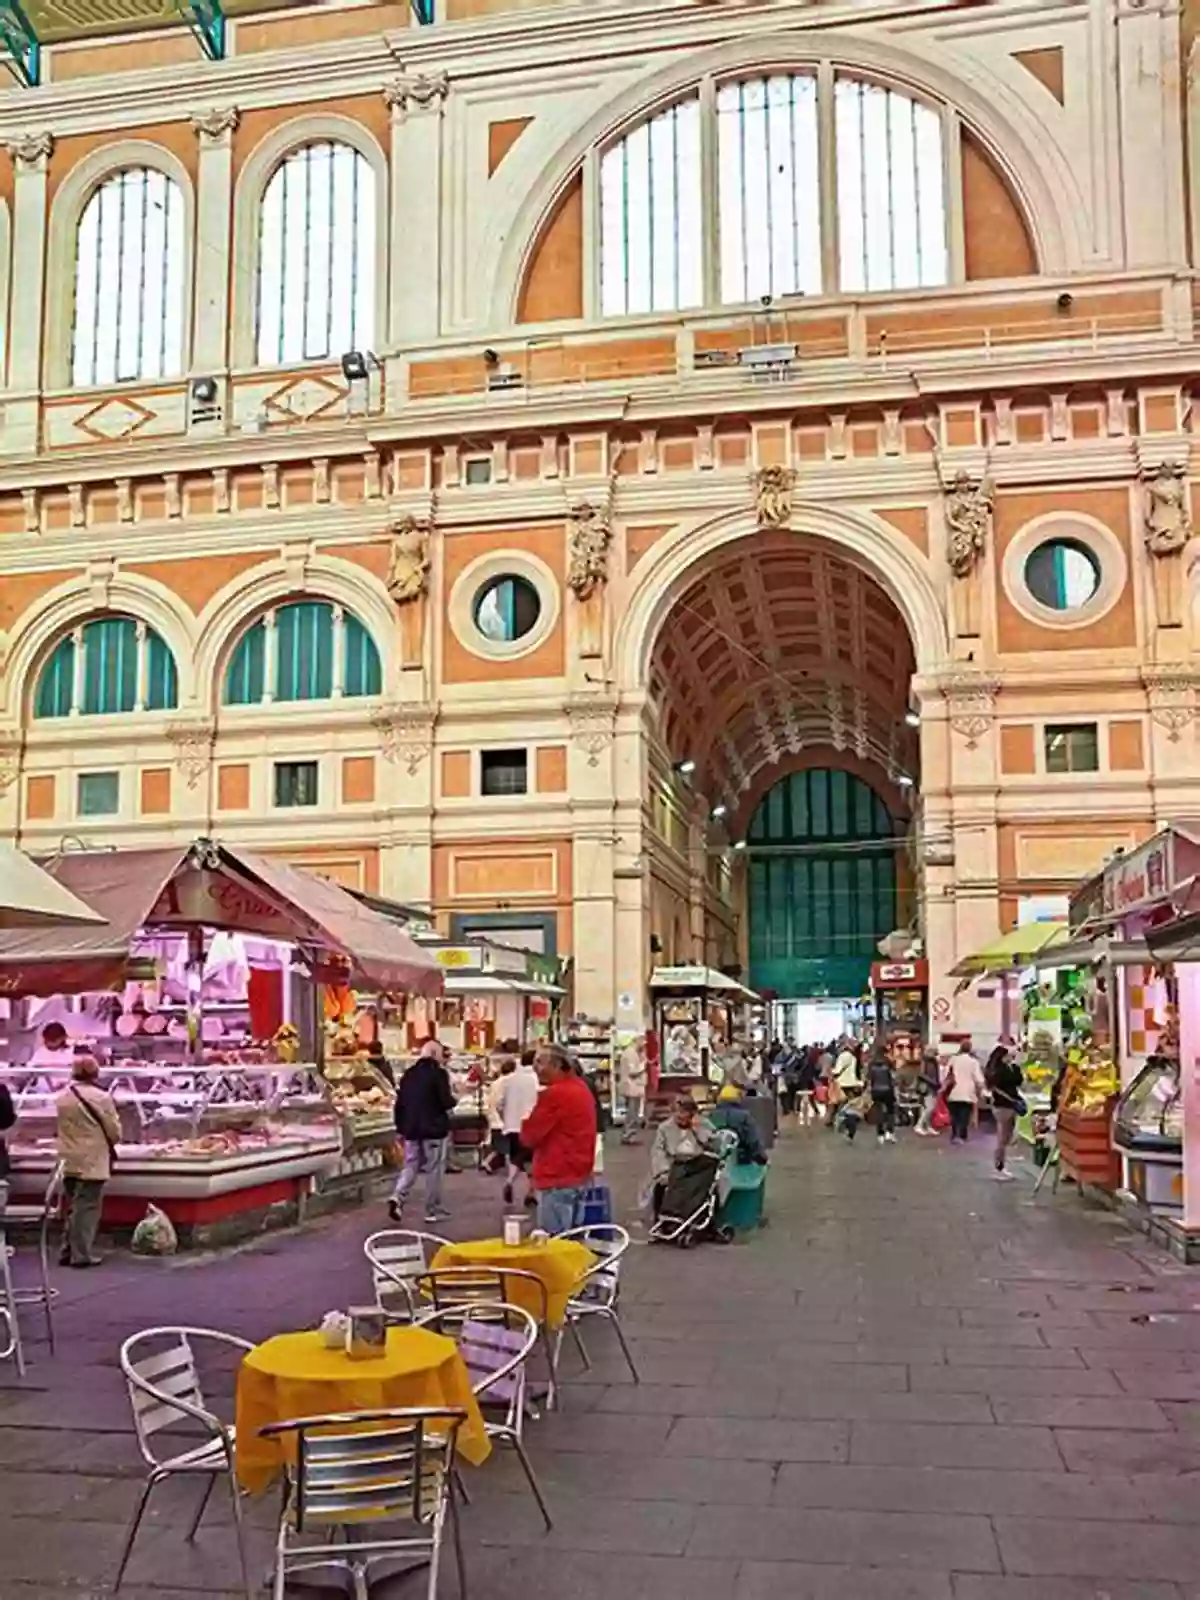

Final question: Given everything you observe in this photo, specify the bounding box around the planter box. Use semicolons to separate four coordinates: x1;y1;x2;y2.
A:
1057;1099;1121;1193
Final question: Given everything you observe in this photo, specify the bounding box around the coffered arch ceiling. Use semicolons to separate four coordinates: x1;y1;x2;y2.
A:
649;531;918;810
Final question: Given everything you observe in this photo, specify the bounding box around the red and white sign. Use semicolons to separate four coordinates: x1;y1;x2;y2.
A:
871;960;929;989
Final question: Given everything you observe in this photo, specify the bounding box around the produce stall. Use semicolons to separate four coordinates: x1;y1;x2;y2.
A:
0;839;441;1245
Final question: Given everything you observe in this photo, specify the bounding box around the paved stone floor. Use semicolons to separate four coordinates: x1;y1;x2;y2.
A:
4;1119;1200;1599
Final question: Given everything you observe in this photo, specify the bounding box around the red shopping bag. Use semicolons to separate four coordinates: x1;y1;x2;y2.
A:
930;1092;951;1133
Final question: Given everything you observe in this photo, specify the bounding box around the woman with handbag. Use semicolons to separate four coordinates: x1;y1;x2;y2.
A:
985;1044;1026;1181
55;1056;121;1268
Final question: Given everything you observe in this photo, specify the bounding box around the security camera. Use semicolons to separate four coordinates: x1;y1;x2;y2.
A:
760;294;774;309
482;348;500;365
1056;292;1073;313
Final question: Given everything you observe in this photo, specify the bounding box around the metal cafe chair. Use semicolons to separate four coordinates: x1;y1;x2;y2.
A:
415;1300;553;1530
364;1228;451;1321
259;1405;468;1600
553;1223;640;1384
0;1184;26;1377
0;1163;64;1357
117;1325;255;1599
413;1265;560;1408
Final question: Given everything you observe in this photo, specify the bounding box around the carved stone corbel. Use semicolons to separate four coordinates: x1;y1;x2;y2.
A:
939;671;1000;751
190;107;240;146
942;470;993;638
166;719;216;791
6;132;54;171
1143;667;1200;744
566;695;617;768
372;703;435;776
386;513;433;668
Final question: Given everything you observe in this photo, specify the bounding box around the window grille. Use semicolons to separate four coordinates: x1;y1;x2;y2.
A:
600;98;703;316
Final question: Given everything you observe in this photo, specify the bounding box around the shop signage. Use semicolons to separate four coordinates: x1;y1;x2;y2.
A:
650;967;713;988
434;948;481;970
482;945;527;977
1103;834;1174;917
871;960;929;989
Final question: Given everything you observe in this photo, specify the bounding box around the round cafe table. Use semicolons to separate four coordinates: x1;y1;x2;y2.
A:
431;1235;595;1329
235;1325;491;1496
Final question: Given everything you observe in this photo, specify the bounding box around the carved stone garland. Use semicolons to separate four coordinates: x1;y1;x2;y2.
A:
166;720;216;791
566;696;617;768
751;466;796;529
1143;668;1200;744
940;672;1000;750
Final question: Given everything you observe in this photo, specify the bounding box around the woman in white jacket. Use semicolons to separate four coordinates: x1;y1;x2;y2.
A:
494;1054;541;1206
942;1046;988;1144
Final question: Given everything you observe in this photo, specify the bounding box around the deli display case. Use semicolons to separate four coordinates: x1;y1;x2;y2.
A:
1114;1055;1184;1213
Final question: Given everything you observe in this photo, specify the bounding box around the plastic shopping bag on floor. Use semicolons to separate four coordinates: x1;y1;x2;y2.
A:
131;1203;178;1256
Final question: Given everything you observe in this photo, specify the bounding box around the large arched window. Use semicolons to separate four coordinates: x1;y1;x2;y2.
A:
34;615;179;719
595;70;951;315
72;167;186;387
256;142;376;366
223;601;382;706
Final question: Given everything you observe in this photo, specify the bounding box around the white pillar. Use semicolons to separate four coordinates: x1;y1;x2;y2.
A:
134;619;149;713
383;73;448;346
189;107;239;372
262;610;278;703
4;133;53;458
70;626;86;716
331;604;346;698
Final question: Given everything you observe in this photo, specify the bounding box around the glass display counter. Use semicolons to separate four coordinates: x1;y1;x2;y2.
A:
1114;1056;1183;1213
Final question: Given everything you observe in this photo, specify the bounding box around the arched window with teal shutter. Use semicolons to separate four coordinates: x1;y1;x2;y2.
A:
33;616;180;719
222;601;382;706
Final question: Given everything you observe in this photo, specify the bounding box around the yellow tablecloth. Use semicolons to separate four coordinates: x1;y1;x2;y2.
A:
431;1236;595;1329
235;1327;491;1494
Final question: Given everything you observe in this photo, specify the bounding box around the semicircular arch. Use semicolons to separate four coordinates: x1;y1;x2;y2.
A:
194;554;399;713
490;29;1079;327
3;573;197;725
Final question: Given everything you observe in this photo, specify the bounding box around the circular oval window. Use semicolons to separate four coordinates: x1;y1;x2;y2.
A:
1023;538;1101;612
473;574;542;643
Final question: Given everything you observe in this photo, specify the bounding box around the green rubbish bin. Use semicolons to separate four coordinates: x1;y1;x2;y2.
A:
716;1161;768;1233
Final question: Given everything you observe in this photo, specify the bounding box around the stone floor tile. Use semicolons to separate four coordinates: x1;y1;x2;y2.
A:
952;1578;1181;1600
907;1363;1120;1397
738;1563;954;1599
990;1395;1170;1430
688;1503;1000;1572
1054;1428;1200;1476
776;1388;993;1424
772;1462;1151;1522
849;1421;1064;1470
993;1515;1200;1582
664;1415;849;1462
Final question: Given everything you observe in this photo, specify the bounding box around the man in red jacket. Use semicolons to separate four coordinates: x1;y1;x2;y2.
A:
519;1044;597;1235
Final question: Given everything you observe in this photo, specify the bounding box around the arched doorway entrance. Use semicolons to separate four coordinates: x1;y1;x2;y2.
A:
646;529;919;1026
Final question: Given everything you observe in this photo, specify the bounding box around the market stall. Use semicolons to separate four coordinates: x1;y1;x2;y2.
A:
649;966;760;1098
869;959;929;1065
0;839;441;1244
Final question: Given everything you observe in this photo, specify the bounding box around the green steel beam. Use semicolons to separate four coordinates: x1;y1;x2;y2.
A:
0;0;41;87
412;0;434;22
179;0;226;59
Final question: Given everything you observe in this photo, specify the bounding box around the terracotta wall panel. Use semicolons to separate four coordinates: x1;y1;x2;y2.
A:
875;506;929;556
127;553;269;615
0;570;72;634
48;122;199;199
236;5;409;52
961;131;1037;280
49;34;197;82
626;523;675;571
441;525;565;683
488;118;533;176
995;487;1136;653
535;745;568;793
999;724;1036;774
441;751;472;798
26;775;55;821
341;756;376;805
517;173;583;323
232;96;390;181
1108;720;1144;770
140;768;172;815
217;763;250;811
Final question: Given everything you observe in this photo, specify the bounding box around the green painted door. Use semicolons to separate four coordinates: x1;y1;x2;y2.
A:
747;768;899;999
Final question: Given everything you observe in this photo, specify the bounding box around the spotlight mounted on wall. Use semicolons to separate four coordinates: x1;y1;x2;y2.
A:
711;802;728;820
341;350;370;382
897;773;915;789
732;839;747;851
482;348;500;365
905;710;921;728
674;758;696;776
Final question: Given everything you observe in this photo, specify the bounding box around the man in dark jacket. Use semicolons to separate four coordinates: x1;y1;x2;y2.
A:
389;1040;455;1223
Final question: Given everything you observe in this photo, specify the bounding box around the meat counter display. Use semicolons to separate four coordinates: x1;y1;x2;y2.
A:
1114;1055;1184;1214
1;1060;343;1246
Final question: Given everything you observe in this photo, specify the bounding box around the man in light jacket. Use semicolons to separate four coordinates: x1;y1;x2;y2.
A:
617;1035;648;1144
55;1056;121;1269
494;1052;540;1206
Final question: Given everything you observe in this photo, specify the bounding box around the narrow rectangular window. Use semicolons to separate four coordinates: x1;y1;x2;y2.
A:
1044;724;1099;774
274;760;319;807
78;771;120;817
480;749;528;796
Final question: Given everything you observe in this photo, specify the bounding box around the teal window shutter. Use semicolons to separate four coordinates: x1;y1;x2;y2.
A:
34;636;75;718
344;614;382;697
83;617;137;714
225;618;266;705
276;602;333;702
146;631;179;711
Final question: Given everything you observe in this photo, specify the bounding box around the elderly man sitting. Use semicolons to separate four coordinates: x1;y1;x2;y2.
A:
708;1082;768;1168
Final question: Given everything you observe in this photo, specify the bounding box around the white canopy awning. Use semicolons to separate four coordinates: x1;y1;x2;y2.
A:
0;843;106;930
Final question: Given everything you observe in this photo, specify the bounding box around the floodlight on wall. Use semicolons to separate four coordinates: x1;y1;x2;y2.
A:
674;759;696;776
905;710;920;728
711;803;728;819
732;839;747;851
341;351;370;382
897;774;915;788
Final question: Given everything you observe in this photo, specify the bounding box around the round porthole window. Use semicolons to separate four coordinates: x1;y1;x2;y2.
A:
473;575;542;643
1023;538;1102;612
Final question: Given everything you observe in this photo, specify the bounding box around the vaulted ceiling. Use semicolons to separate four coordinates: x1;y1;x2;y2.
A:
649;531;918;811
